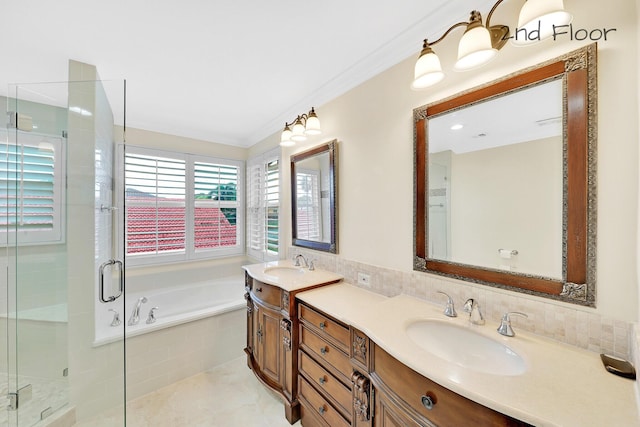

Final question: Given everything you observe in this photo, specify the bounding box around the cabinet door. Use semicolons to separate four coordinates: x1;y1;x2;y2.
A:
257;303;282;384
374;387;433;427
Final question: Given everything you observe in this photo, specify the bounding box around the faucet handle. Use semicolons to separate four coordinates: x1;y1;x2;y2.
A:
147;307;159;324
436;291;457;317
108;309;122;327
497;311;528;337
309;260;316;271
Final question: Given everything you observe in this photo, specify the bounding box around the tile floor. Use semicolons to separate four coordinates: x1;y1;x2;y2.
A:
73;356;301;427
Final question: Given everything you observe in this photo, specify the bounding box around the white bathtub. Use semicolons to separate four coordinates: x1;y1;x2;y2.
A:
94;274;245;346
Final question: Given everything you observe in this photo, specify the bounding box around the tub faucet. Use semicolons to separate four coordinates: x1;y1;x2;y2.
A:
463;298;485;325
294;254;309;268
146;307;159;324
128;296;148;326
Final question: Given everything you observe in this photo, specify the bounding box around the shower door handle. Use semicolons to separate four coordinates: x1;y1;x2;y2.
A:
99;259;124;303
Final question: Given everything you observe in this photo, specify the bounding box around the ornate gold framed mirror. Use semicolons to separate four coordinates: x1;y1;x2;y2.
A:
414;44;596;306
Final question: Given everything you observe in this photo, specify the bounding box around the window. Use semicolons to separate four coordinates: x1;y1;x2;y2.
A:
0;131;65;245
247;149;280;261
295;169;321;241
122;146;243;265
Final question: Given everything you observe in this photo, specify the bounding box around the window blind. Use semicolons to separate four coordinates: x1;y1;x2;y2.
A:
194;161;238;250
125;153;187;255
295;170;321;241
247;151;279;260
123;147;243;264
0;133;64;245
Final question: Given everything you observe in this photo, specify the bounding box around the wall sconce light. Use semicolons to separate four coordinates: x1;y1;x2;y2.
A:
411;0;572;89
280;107;321;147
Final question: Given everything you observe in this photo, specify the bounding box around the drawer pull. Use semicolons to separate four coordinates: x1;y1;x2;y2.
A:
421;394;436;410
318;376;326;385
320;346;328;355
256;287;262;292
318;405;326;415
319;321;326;330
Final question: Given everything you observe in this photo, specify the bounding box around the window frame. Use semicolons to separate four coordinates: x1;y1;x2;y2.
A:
118;145;244;267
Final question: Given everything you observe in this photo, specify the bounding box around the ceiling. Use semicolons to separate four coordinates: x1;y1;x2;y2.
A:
429;78;563;154
3;0;496;147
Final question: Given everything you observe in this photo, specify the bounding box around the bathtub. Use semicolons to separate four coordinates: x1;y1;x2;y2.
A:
94;274;246;346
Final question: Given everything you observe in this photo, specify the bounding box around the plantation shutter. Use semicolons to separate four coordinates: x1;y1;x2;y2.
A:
0;133;64;244
265;159;279;255
125;153;186;255
247;150;279;261
193;161;239;250
247;162;263;256
295;170;321;240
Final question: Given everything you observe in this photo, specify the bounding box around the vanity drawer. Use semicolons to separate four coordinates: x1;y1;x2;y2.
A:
299;376;350;427
299;350;352;421
250;279;281;308
299;303;350;351
372;345;530;427
300;325;351;383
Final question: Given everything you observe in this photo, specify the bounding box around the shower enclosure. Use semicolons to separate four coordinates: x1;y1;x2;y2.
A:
2;61;127;426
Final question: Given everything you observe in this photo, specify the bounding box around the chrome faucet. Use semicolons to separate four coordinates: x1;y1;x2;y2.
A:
146;306;159;324
463;298;485;325
128;296;148;326
497;312;528;337
294;254;309;268
436;291;457;317
108;309;122;327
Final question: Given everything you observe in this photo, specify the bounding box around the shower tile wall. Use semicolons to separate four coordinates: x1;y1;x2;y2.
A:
67;60;125;421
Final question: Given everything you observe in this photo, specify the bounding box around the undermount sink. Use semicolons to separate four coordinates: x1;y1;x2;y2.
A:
405;320;526;376
263;266;306;276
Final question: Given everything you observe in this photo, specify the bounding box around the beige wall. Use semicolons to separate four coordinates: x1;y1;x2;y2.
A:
257;0;639;322
116;126;247;161
449;137;563;278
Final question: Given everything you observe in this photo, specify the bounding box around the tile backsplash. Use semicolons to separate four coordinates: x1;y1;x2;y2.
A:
289;247;634;360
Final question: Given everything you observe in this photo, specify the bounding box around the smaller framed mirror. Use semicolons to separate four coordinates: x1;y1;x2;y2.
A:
291;140;338;253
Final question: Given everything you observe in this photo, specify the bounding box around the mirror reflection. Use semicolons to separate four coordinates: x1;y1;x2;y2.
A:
414;44;597;305
291;140;337;253
428;79;563;278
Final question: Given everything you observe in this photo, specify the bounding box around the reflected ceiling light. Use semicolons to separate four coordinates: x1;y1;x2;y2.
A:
450;124;464;130
280;107;321;146
411;0;572;89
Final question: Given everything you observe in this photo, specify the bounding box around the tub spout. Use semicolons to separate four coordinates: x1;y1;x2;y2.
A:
128;296;148;326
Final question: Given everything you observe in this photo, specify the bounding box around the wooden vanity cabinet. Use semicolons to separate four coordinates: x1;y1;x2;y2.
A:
244;272;341;424
245;274;296;422
370;345;532;427
294;300;531;427
297;302;373;427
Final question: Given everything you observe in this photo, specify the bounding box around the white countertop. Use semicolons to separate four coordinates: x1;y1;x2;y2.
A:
242;260;343;292
297;284;640;427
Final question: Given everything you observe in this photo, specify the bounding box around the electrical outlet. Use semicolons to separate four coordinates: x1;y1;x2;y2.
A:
357;272;371;287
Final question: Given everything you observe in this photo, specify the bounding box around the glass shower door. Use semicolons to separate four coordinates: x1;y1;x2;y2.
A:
3;74;127;426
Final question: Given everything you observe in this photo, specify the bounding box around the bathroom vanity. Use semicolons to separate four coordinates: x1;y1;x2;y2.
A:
295;284;639;427
242;260;342;423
